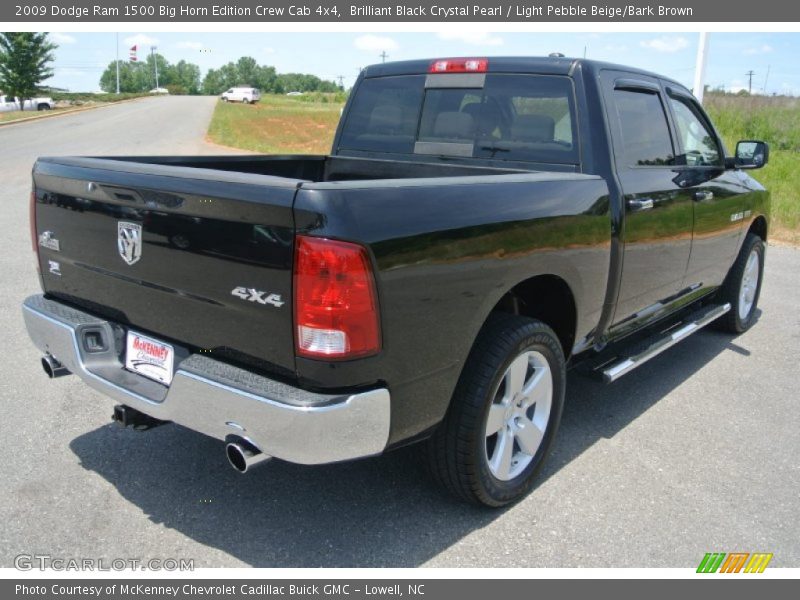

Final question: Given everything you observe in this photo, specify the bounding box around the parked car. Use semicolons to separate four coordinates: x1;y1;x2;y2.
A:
0;94;54;112
286;91;304;96
23;57;769;506
148;88;170;95
221;87;261;104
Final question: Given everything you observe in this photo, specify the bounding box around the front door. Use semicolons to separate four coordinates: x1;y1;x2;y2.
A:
665;91;745;290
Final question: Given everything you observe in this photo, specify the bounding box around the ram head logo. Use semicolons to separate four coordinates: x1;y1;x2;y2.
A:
117;221;142;266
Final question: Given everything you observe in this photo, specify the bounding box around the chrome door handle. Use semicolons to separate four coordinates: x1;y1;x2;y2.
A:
627;198;654;211
693;190;714;202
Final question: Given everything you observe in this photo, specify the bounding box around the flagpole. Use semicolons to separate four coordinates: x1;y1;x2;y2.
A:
693;32;709;104
115;33;120;94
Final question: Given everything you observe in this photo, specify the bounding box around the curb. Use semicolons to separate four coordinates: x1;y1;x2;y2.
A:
0;96;148;128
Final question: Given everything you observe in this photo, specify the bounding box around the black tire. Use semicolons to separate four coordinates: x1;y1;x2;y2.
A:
426;314;566;507
37;103;49;111
713;233;765;333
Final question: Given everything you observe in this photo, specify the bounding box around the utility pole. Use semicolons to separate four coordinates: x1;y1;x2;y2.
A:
336;75;344;89
151;46;159;89
692;32;709;104
379;51;388;63
115;33;120;94
746;70;755;94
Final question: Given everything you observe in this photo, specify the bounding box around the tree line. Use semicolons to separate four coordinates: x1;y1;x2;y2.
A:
99;55;342;95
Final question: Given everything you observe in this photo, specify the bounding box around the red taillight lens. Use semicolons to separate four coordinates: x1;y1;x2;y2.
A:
429;58;488;73
294;235;380;360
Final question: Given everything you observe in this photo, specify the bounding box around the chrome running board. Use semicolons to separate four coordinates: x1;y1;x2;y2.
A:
601;303;731;383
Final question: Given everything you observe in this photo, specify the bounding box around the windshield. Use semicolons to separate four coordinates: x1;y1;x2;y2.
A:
338;73;579;165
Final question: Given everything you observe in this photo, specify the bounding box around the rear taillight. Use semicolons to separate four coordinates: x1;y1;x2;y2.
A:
429;58;488;73
293;235;380;360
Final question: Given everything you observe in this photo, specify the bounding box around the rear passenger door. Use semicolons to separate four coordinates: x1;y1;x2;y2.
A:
601;72;694;332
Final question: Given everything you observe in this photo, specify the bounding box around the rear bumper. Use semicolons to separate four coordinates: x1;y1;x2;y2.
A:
22;294;390;465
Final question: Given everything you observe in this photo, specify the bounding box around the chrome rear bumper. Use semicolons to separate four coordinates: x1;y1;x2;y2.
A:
22;294;390;465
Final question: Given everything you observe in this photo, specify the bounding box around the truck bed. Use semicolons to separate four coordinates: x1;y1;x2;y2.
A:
33;154;603;394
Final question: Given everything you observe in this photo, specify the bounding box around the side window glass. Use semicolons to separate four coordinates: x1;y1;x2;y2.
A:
613;90;675;166
668;97;722;166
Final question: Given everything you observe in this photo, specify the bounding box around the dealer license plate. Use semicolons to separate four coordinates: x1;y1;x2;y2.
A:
125;331;174;385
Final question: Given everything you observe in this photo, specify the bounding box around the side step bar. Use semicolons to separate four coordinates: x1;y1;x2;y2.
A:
600;303;731;383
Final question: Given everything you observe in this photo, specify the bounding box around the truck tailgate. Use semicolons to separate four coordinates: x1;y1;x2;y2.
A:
32;157;299;375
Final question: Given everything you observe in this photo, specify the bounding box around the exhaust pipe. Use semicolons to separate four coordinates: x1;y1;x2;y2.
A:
41;354;70;378
226;438;271;474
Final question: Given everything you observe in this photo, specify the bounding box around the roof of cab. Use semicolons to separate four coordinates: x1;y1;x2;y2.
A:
361;56;686;90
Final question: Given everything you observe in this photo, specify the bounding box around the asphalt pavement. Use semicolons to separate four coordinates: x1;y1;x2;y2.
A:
0;96;797;568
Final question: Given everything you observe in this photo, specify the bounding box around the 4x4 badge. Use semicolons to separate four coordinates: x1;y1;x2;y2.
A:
231;287;284;307
117;222;142;265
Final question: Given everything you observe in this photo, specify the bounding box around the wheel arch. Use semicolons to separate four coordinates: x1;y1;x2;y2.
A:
488;274;578;359
748;214;768;242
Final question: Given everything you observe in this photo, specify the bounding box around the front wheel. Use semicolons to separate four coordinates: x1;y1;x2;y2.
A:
426;314;566;507
714;233;765;333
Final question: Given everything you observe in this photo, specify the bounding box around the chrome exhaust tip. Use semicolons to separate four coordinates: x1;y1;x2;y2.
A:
41;354;70;379
226;439;272;474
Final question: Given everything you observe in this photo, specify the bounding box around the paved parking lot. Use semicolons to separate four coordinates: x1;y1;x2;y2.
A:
0;97;797;568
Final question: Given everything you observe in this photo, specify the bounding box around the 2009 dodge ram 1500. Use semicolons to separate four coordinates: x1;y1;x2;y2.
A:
23;57;770;506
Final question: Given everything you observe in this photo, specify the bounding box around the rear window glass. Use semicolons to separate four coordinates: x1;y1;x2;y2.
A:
338;74;579;164
338;75;425;154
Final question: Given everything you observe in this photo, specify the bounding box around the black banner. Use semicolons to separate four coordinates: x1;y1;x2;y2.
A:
3;0;800;22
3;580;797;600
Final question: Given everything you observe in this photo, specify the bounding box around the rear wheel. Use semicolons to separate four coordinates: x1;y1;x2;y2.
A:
426;314;565;507
714;233;765;333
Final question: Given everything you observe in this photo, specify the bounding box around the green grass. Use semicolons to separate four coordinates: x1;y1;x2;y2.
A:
206;94;344;154
0;108;70;123
705;93;800;243
207;91;800;244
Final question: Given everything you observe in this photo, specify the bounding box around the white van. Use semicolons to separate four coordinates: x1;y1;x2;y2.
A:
220;87;261;104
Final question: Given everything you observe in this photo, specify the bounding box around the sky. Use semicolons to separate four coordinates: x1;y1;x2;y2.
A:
45;31;800;95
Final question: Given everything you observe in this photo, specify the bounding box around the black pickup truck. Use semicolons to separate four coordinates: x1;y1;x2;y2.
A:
23;57;770;506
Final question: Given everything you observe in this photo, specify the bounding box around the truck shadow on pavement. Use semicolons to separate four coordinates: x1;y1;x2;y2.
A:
69;326;753;567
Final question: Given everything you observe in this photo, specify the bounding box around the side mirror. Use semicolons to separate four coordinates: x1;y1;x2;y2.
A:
734;140;769;169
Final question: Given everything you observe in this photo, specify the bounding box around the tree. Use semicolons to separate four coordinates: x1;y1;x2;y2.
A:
200;58;339;95
201;68;225;95
99;54;202;94
0;33;57;109
167;60;201;94
100;61;149;92
235;56;259;87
